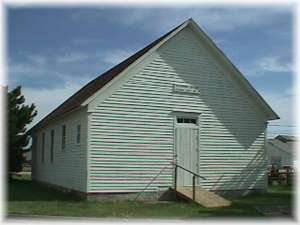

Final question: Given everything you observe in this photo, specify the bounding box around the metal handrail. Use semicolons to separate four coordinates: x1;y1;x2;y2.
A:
174;163;206;201
134;162;206;202
175;164;206;180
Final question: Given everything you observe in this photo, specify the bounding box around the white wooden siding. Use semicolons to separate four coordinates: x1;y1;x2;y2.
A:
32;108;88;192
87;26;268;193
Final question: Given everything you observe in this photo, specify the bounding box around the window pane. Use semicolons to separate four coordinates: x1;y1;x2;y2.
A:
50;130;54;163
62;125;66;136
183;118;190;123
177;117;197;124
77;124;81;144
62;125;66;150
177;118;183;123
190;119;197;124
42;133;45;162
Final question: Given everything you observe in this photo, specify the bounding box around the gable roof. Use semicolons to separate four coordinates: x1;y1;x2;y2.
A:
268;137;296;155
30;18;279;132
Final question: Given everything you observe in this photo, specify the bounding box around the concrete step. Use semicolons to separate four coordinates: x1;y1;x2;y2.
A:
175;186;231;208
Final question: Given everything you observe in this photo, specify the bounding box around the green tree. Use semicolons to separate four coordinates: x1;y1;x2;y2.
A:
8;86;37;174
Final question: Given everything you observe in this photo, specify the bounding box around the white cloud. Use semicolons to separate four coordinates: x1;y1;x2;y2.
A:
72;37;103;45
56;52;89;63
103;49;135;65
26;54;47;65
190;7;291;32
258;57;293;73
8;61;53;86
106;7;293;33
8;50;101;88
8;60;71;89
9;52;90;78
9;62;40;75
240;56;293;77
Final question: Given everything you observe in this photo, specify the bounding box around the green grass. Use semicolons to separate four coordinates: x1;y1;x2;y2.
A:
7;174;294;219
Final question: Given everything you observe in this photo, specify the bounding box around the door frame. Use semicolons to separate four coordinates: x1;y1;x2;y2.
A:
171;111;202;187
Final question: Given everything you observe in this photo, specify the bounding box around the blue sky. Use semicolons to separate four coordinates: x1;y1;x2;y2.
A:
7;6;295;136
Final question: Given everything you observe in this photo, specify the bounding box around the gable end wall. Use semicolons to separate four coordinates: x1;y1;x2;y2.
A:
87;26;268;193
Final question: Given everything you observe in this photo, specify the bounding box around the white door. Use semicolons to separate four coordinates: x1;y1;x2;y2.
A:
175;117;199;187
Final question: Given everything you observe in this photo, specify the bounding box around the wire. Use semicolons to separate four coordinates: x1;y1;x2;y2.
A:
269;125;297;127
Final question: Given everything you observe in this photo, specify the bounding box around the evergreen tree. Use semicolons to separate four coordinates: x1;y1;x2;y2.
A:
8;86;37;174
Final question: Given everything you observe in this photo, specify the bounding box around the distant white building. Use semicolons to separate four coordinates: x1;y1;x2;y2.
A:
267;135;296;168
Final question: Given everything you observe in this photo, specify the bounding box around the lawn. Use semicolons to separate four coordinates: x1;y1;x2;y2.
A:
7;174;294;219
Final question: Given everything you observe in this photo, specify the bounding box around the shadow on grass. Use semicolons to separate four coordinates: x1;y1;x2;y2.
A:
232;185;293;206
8;176;82;202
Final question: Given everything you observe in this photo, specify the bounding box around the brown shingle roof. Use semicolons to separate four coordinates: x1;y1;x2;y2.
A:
30;20;186;132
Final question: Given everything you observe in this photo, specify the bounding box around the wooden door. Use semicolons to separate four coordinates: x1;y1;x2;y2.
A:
175;117;199;187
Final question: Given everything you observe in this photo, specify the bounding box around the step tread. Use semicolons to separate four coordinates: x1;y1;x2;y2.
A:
176;186;231;208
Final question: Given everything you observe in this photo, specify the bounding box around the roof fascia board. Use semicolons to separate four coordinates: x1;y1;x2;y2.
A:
81;20;190;107
188;20;279;120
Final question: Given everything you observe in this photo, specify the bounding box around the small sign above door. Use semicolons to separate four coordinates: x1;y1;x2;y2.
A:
173;84;200;94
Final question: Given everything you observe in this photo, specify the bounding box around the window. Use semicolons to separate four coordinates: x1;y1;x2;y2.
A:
177;118;183;123
42;132;45;162
183;118;190;123
177;117;197;124
61;125;66;150
76;124;81;144
33;135;38;163
50;130;54;163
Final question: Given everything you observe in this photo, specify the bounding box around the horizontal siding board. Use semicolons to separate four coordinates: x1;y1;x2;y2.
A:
32;108;88;192
88;26;267;193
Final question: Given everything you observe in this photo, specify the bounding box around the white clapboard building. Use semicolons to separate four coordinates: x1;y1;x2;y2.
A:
30;19;279;202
